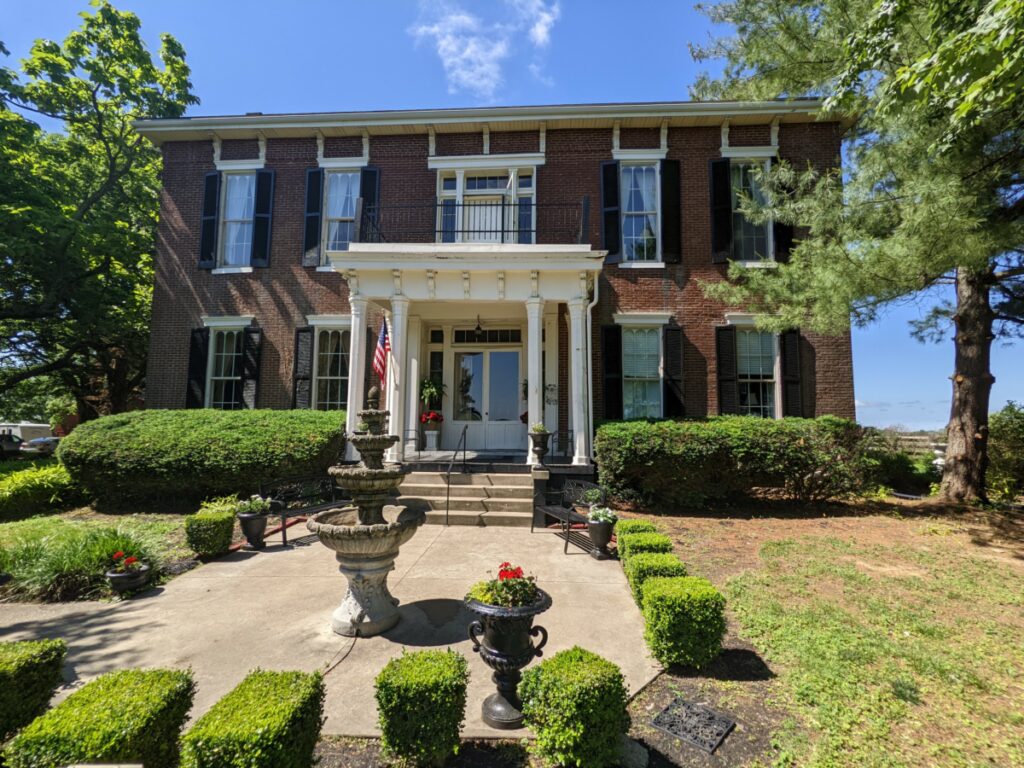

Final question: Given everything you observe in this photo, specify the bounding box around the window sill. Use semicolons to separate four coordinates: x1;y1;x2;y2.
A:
315;265;338;273
734;260;778;269
211;266;254;275
616;261;665;269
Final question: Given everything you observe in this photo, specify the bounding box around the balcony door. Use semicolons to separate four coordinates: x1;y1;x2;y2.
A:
453;348;525;451
463;198;504;243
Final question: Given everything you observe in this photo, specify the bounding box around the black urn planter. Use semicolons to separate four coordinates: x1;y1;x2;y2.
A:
587;520;614;560
237;512;269;550
105;564;151;595
466;589;552;729
528;431;552;465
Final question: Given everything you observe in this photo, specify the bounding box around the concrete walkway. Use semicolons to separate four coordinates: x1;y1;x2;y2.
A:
0;525;659;737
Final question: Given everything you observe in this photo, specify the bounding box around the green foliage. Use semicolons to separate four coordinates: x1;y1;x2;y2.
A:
616;532;673;561
0;639;67;740
0;2;197;416
641;577;727;668
988;401;1024;502
596;416;868;508
623;553;688;606
58;409;345;505
466;562;539;608
0;462;82;519
864;446;941;496
4;668;194;768
374;650;469;767
613;519;658;536
181;670;324;768
587;506;617;524
0;523;157;601
185;499;237;558
519;647;629;768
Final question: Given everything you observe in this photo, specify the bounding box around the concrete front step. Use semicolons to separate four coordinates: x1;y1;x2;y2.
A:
404;471;533;487
398;496;534;513
400;483;531;499
423;509;534;527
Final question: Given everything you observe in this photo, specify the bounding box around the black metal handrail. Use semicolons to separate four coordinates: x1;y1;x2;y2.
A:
444;424;469;527
355;197;589;246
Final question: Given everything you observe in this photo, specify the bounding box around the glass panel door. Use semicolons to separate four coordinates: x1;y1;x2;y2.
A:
487;351;520;421
454;352;483;421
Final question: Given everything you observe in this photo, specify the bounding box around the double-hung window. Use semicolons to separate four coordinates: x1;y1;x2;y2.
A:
622;328;662;419
207;328;245;409
620;164;659;261
730;162;771;262
324;171;360;254
313;328;350;410
737;329;777;417
437;169;534;244
220;173;256;267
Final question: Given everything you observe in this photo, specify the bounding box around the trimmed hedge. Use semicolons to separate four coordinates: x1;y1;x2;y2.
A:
614;519;658;537
186;498;237;558
4;668;194;768
623;553;688;605
642;577;726;668
375;649;468;766
58;409;345;505
0;639;67;740
595;415;867;508
0;462;82;520
617;532;673;561
181;669;324;768
520;646;630;768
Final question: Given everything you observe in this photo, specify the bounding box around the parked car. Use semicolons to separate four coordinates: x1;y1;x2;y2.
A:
20;436;61;457
0;433;25;459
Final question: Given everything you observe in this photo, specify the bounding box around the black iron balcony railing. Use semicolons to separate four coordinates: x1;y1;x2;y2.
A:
351;197;590;246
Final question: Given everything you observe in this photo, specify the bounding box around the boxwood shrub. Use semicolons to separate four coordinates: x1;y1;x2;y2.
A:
58;409;345;505
623;552;688;606
185;498;238;558
595;415;868;508
641;577;726;668
375;649;469;766
181;669;324;768
4;668;194;768
0;462;83;520
617;532;673;561
0;639;67;740
614;519;658;537
520;646;629;768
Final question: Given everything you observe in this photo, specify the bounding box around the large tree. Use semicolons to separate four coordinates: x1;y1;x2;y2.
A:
0;2;196;419
692;0;1024;502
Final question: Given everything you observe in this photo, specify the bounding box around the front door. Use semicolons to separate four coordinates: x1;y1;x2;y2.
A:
453;349;526;451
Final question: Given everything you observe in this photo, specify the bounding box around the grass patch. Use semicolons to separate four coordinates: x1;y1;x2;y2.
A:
727;535;1024;766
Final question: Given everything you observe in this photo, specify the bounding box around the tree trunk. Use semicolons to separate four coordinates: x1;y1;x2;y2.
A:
940;267;995;503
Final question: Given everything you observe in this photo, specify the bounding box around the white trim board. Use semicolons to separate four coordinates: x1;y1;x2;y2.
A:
427;153;546;170
202;315;255;328
612;148;668;161
614;312;674;326
306;314;352;327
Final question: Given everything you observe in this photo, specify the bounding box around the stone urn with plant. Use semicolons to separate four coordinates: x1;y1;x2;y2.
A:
587;506;618;560
236;494;272;550
466;561;551;729
419;378;446;451
528;422;551;464
106;550;151;594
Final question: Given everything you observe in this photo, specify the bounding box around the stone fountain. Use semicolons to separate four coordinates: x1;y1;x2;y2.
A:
307;388;426;637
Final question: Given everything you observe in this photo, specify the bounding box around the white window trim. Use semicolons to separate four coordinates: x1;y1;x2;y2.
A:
428;152;545;170
211;266;254;275
318;157;368;170
612;147;668;161
725;317;783;419
620;326;664;420
202;315;254;328
721;145;778;159
619;161;662;263
309;325;352;411
614;312;673;326
217;170;257;268
203;326;247;409
306;314;352;328
729;157;776;263
436;167;536;245
213;135;266;171
321;170;361;258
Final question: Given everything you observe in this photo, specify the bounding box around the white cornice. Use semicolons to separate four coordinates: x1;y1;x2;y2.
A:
427;152;545;170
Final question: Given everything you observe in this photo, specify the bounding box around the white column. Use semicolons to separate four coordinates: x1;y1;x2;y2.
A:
568;298;589;465
387;296;410;462
544;314;558;449
345;296;368;460
525;297;545;464
404;316;422;457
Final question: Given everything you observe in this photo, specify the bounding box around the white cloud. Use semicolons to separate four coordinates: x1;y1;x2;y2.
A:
410;0;561;100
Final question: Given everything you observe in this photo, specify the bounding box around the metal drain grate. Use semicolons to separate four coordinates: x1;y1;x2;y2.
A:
651;698;735;754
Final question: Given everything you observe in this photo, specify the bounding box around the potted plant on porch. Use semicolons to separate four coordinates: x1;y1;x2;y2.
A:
236;494;272;550
106;550;151;594
586;506;618;560
528;422;552;465
466;562;551;729
419;378;446;451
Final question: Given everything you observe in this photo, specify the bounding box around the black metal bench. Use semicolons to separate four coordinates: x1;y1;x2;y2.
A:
259;475;348;545
532;479;606;553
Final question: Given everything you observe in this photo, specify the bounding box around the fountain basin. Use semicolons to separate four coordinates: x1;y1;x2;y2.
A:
307;505;426;636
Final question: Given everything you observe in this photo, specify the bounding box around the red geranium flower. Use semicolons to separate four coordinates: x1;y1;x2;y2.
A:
124;556;138;566
112;551;124;560
497;561;525;581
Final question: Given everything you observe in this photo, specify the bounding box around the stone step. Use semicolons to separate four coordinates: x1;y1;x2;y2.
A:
423;509;534;527
397;496;534;513
399;483;532;499
404;471;533;487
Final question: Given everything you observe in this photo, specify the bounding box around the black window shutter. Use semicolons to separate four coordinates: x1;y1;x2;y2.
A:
251;170;275;268
360;166;380;231
773;220;794;263
293;326;314;408
185;327;210;408
241;327;262;409
781;330;803;417
601;324;623;420
660;159;681;263
199;172;221;269
600;160;621;264
715;325;739;414
663;325;684;417
303;169;324;267
710;158;733;264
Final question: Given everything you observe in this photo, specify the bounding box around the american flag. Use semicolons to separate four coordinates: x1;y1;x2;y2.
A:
373;320;390;384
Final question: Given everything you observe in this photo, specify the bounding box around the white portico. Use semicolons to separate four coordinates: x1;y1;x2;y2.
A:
333;243;603;465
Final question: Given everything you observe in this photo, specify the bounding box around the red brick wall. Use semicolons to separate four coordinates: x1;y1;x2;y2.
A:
148;121;854;421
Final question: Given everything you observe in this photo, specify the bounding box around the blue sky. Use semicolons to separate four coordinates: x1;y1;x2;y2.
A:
4;0;1021;429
